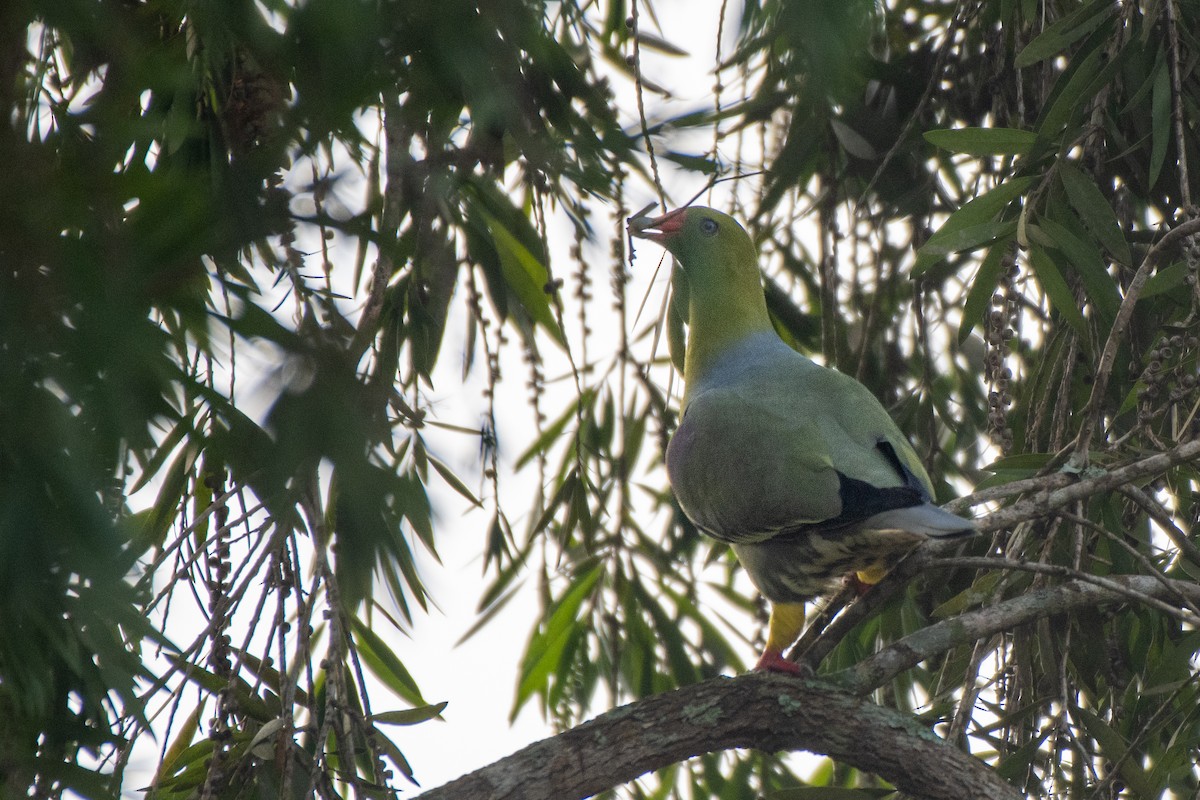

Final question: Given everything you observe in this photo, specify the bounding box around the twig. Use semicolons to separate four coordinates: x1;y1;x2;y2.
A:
982;438;1200;532
839;574;1200;695
803;440;1200;665
934;556;1200;624
943;465;1075;515
1117;483;1200;568
1073;219;1200;463
1165;0;1192;208
348;95;405;364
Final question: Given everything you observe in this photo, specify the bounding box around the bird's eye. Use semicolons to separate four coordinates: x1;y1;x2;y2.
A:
699;218;719;236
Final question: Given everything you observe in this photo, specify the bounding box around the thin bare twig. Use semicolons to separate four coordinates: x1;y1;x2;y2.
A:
1165;0;1192;208
1117;483;1200;568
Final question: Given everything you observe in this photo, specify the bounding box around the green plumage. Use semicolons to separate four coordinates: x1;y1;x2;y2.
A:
630;205;975;671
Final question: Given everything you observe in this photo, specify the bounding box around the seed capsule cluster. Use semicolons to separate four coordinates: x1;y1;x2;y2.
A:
985;248;1020;452
1136;332;1200;427
1135;227;1200;434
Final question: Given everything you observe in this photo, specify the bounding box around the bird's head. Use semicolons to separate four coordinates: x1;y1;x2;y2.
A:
628;206;759;286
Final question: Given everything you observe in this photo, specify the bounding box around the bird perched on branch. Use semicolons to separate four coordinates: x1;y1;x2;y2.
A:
629;206;976;674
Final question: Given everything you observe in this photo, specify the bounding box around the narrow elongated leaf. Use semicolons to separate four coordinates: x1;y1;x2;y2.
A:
1059;162;1132;265
513;561;604;717
915;177;1033;274
830;117;877;159
1027;246;1088;337
1141;260;1188;297
994;725;1054;781
479;210;567;347
923;127;1038;156
372;701;448;726
1075;707;1158;798
914;220;1016;275
982;452;1056;472
1015;0;1114;67
154;702;205;784
1149;56;1171;188
635;31;689;57
662;150;718;174
515;390;594;470
958;238;1012;344
351;616;425;707
1029;216;1120;321
1036;33;1108;137
426;453;482;508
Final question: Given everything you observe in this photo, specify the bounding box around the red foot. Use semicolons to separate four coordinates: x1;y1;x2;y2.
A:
753;649;806;675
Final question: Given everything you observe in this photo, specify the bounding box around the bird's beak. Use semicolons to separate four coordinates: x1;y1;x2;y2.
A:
628;207;686;244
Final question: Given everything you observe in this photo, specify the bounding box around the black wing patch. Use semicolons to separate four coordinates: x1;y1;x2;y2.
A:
875;439;932;501
775;439;928;540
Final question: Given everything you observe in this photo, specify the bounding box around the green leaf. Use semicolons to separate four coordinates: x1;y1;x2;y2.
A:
923;127;1038;156
1141;260;1188;298
351;616;425;707
426;453;482;508
1028;215;1119;321
478;209;567;348
982;452;1056;472
635;31;689;57
154;702;205;783
165;655;274;720
662;150;718;174
1027;247;1089;337
372;701;449;726
915;177;1033;274
515;389;594;470
1075;707;1158;798
1149;55;1171;188
914;220;1016;275
932;571;1005;619
1058;162;1132;265
1036;29;1125;138
994;724;1054;781
958;239;1012;344
830;117;877;159
513;560;604;718
1014;0;1114;68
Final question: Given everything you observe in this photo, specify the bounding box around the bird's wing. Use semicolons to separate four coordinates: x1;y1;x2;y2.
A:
667;380;842;544
666;356;939;544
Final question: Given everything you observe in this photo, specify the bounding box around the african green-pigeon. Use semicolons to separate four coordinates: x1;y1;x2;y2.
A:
630;206;976;673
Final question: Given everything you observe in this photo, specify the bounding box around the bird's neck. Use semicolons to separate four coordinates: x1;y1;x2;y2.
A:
683;280;775;398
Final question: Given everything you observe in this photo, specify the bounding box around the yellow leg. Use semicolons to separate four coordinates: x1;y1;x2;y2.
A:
754;602;807;674
855;561;889;587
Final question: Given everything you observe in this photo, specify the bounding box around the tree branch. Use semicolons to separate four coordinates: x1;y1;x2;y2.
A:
415;673;1019;800
416;443;1200;800
797;438;1200;666
977;437;1200;533
839;574;1200;695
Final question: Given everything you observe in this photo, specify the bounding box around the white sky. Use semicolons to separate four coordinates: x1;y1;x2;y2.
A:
388;2;741;791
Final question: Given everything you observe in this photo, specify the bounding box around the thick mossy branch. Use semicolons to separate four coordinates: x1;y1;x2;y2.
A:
416;673;1019;800
416;569;1200;800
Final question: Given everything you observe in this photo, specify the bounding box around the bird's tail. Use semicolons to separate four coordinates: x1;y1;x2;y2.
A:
864;503;977;538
